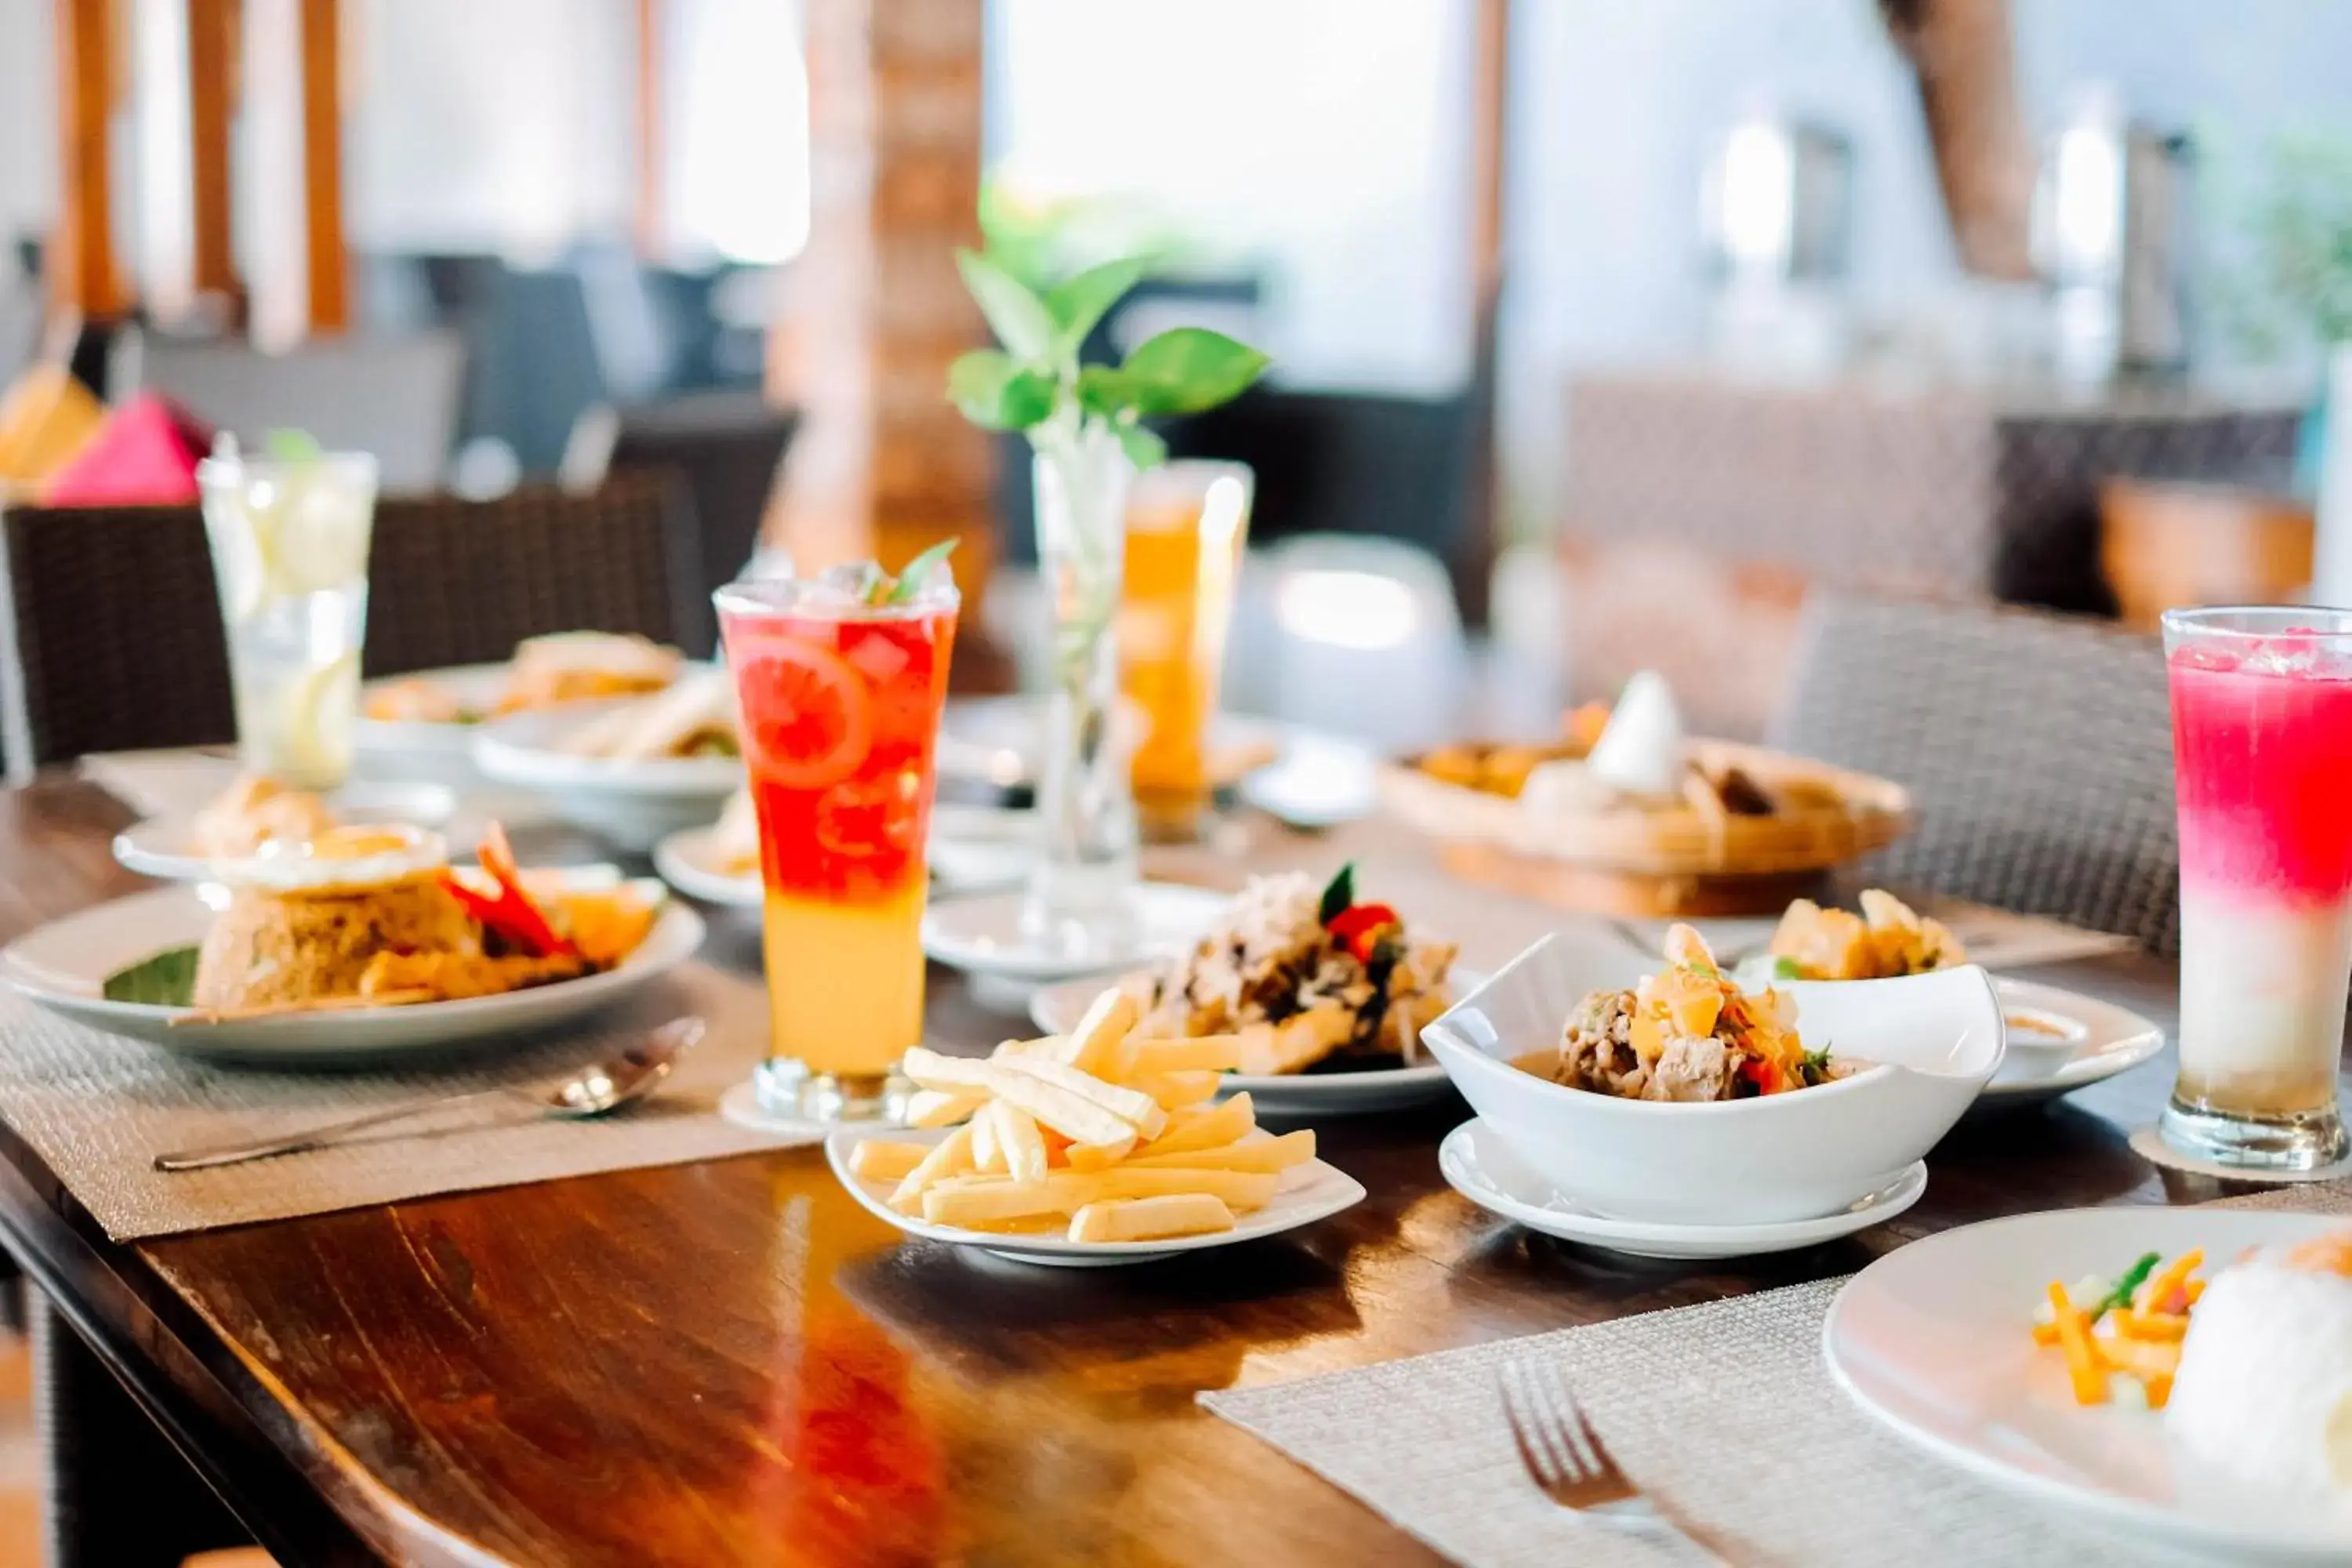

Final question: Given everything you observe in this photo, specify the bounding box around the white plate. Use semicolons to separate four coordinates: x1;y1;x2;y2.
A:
1441;1118;1926;1259
111;780;459;883
1983;978;2166;1106
652;804;1038;911
1026;972;1481;1116
1826;1207;2352;1563
473;701;739;853
936;695;1290;793
0;878;704;1065
922;882;1231;985
352;662;509;784
826;1125;1367;1266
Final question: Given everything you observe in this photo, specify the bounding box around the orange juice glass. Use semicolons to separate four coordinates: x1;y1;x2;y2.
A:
716;571;959;1123
1119;460;1253;835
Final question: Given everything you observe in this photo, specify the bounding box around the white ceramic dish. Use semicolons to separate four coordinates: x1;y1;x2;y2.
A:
653;804;1038;911
921;882;1231;986
826;1125;1366;1267
473;700;739;853
1983;978;2165;1106
111;780;459;882
1826;1207;2352;1564
1421;932;2003;1226
1025;971;1484;1116
936;695;1290;793
352;662;509;785
0;877;703;1065
1440;1118;1926;1259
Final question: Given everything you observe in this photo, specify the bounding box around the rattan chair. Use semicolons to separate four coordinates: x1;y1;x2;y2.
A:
1766;592;2179;954
0;477;694;779
361;474;695;677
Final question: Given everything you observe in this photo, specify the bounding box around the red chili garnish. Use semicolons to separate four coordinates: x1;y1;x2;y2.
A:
1326;901;1402;963
446;822;576;958
1738;1057;1781;1095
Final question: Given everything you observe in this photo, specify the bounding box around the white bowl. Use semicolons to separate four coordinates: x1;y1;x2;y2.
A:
1420;933;2003;1226
472;700;740;853
354;662;510;786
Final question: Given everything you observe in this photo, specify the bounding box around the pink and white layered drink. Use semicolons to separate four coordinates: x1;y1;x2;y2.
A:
2164;608;2352;1170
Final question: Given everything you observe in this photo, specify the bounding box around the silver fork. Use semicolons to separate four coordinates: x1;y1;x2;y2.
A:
1500;1360;1731;1563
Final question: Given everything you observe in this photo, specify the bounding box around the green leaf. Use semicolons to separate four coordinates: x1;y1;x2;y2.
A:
886;537;960;604
263;428;322;463
1317;862;1356;926
1044;256;1147;350
2094;1252;2164;1320
1771;956;1805;982
1116;328;1269;415
1075;365;1141;421
947;351;1057;430
955;248;1056;361
1115;423;1167;470
103;945;200;1006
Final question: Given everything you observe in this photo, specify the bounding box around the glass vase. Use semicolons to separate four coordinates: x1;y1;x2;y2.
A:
1023;423;1140;956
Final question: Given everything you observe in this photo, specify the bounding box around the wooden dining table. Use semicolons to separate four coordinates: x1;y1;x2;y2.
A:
0;775;2299;1567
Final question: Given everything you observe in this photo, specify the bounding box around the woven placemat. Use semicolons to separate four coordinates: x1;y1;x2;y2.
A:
1203;1183;2352;1568
0;964;817;1240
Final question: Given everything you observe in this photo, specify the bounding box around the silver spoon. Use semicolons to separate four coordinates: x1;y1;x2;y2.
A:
153;1016;705;1173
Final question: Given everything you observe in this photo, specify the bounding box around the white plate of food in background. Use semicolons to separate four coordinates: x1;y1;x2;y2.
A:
1980;978;2166;1107
4;833;701;1064
356;633;689;786
1826;1207;2352;1564
1025;863;1471;1114
655;801;1036;910
1440;1118;1926;1259
935;695;1289;795
473;675;741;852
112;775;458;883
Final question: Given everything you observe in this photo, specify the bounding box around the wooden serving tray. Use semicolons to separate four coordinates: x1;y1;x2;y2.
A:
1381;739;1913;916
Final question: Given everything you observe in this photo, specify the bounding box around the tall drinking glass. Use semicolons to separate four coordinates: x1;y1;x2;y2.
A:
197;450;379;789
1119;460;1254;840
716;570;960;1123
2162;607;2352;1170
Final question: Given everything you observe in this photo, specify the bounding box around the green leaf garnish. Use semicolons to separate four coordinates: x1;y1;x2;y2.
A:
103;945;200;1006
1317;862;1357;925
1044;256;1147;350
2094;1252;2164;1319
946;351;1055;430
1116;328;1271;415
884;537;960;604
1115;423;1168;470
955;249;1056;361
263;428;323;463
1772;956;1806;982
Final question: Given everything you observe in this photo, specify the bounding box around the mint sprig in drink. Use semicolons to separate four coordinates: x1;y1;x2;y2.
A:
2163;608;2352;1170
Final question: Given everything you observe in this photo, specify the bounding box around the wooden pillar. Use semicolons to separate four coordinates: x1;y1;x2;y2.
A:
633;0;663;259
49;0;130;321
771;0;1001;674
297;0;347;333
187;0;241;308
1454;0;1510;630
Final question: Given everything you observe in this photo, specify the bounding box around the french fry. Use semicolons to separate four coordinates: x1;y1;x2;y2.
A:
1138;1094;1255;1158
1124;1036;1243;1076
889;1123;977;1214
2134;1250;2204;1314
1064;1135;1137;1172
1069;1195;1236;1244
2113;1311;2190;1342
1131;1070;1224;1110
902;1049;1137;1145
1123;1128;1315;1174
970;1104;1004;1173
920;1167;1279;1228
991;1054;1168;1139
1059;989;1139;1076
993;1102;1051;1181
906;1089;984;1129
848;1139;931;1182
991;1035;1064;1060
2047;1282;2107;1405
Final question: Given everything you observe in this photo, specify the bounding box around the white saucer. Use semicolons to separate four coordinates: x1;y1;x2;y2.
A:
1438;1117;1926;1259
1980;978;2166;1107
826;1125;1367;1267
1027;971;1480;1116
111;780;459;882
921;881;1229;993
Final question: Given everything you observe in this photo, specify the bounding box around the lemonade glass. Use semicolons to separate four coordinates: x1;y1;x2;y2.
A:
2162;607;2352;1171
717;570;960;1123
1119;460;1253;838
197;450;379;789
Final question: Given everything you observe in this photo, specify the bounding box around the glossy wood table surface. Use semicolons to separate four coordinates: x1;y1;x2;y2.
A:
0;778;2288;1568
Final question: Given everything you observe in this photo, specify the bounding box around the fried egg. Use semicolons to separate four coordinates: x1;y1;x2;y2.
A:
2168;1229;2352;1494
209;824;449;894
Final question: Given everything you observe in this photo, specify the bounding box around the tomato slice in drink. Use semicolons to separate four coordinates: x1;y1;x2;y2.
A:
742;641;875;790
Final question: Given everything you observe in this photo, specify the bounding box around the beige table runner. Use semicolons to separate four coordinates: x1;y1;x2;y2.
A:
1203;1184;2351;1568
0;963;814;1240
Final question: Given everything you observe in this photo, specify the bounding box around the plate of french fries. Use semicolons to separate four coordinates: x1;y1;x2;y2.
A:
826;989;1366;1265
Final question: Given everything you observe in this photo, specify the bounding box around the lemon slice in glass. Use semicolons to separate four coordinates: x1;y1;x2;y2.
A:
282;650;361;784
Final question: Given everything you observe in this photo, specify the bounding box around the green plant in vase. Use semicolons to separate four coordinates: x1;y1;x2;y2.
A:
947;247;1267;952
